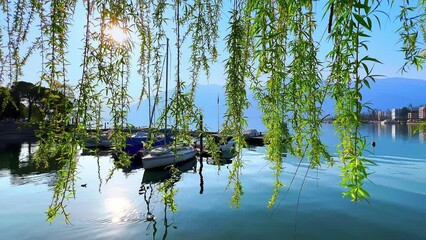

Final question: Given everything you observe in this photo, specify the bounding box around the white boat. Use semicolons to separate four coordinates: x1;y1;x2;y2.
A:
141;146;197;169
193;135;236;159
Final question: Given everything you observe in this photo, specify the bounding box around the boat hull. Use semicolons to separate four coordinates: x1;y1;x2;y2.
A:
142;148;197;169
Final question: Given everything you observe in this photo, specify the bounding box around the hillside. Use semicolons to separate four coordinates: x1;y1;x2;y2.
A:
127;77;426;130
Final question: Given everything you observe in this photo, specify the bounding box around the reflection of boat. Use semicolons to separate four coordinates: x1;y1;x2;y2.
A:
124;131;173;156
141;146;197;169
142;157;197;184
381;119;396;125
81;148;112;156
206;157;232;166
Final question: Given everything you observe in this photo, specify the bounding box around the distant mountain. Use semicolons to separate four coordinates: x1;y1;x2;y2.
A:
361;77;426;110
126;77;426;130
127;84;265;131
319;77;426;116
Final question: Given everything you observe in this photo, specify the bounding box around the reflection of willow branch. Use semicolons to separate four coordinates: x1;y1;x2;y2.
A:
272;145;309;215
160;166;180;212
293;163;311;239
162;199;174;240
141;183;155;220
97;157;102;193
140;182;175;240
46;142;79;224
152;220;158;240
199;157;204;194
140;183;157;239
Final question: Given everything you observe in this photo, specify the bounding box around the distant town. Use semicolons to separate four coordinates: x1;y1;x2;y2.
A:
361;105;426;123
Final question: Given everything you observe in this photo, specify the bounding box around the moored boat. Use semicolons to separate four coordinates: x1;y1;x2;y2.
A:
124;131;173;156
193;134;236;159
141;146;197;169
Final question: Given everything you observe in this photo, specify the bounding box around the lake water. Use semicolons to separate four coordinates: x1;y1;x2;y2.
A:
1;123;425;240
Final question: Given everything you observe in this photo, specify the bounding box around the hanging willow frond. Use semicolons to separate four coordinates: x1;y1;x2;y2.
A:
223;0;249;208
1;0;426;222
398;0;426;71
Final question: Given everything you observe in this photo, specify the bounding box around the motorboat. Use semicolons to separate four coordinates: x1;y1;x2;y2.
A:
141;146;197;169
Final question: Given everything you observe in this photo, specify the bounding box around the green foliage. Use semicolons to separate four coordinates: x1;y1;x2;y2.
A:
222;0;248;208
1;0;426;222
0;0;38;85
327;0;382;201
159;165;181;212
0;86;19;119
398;0;426;71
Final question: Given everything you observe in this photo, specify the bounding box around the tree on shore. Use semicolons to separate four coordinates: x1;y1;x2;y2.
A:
10;81;45;121
0;81;71;122
0;87;20;120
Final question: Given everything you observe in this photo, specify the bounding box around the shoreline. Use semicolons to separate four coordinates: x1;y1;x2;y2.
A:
0;122;37;143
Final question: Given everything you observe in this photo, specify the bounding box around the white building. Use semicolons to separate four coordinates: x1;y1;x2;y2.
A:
419;106;426;119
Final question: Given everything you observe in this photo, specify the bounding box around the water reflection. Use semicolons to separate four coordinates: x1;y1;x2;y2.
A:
205;157;233;166
139;159;199;240
140;185;174;240
1;125;425;239
0;141;62;186
392;124;396;141
141;158;197;184
367;123;425;142
104;197;133;223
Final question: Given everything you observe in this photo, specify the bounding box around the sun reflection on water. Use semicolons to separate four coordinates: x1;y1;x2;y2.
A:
104;197;132;223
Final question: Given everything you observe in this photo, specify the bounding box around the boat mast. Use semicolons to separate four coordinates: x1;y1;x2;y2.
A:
217;94;220;133
148;74;152;128
163;38;169;147
165;38;169;133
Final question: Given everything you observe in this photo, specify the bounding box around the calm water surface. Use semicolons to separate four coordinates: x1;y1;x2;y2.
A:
1;124;425;240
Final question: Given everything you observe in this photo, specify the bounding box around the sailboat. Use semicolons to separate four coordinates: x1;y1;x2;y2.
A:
141;38;197;169
124;131;173;156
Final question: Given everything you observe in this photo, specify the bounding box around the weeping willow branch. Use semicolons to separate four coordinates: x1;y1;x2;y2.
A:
246;0;291;208
398;0;426;71
1;0;426;222
327;0;381;201
0;0;38;85
223;0;249;208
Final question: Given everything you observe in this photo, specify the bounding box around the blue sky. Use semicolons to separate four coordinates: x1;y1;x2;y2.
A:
12;0;426;103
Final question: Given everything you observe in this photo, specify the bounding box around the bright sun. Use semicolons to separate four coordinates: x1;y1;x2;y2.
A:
106;25;127;44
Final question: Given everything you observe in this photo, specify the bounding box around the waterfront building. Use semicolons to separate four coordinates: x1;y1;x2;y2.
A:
408;110;419;121
377;110;391;121
419;106;426;119
392;108;401;121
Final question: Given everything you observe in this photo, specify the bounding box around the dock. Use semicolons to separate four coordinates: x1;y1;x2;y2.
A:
190;130;266;146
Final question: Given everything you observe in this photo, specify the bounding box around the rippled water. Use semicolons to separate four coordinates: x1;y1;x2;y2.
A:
1;124;425;240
